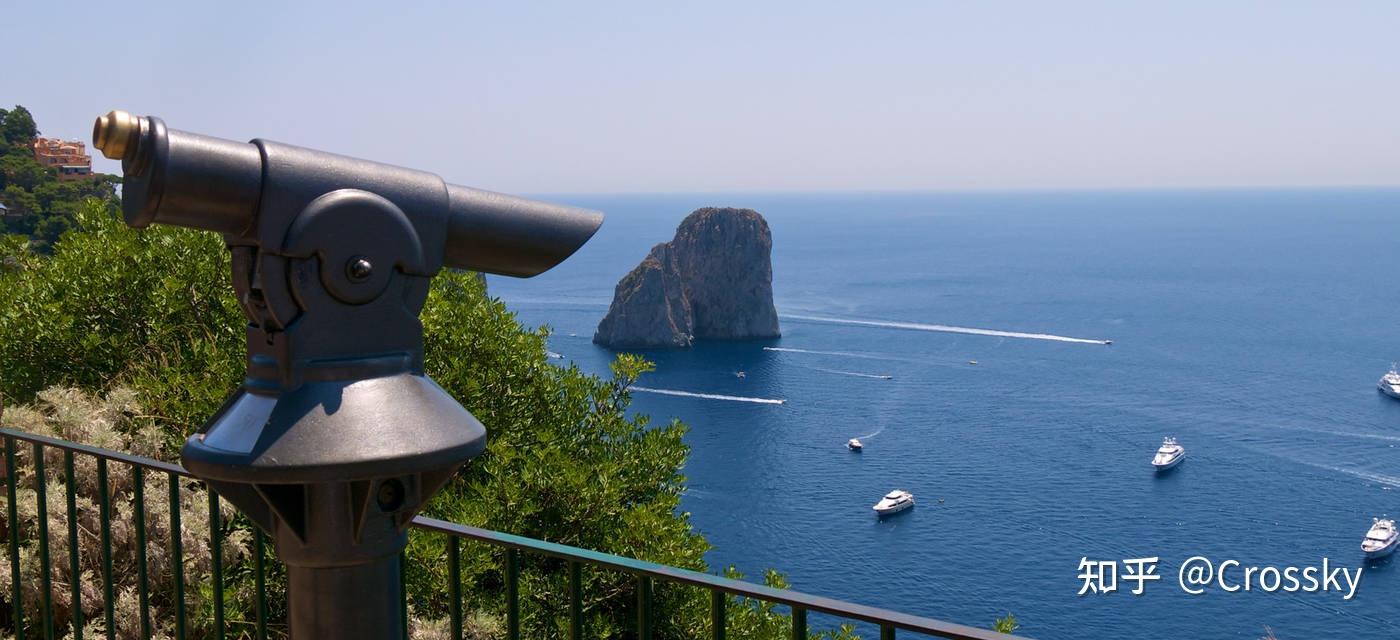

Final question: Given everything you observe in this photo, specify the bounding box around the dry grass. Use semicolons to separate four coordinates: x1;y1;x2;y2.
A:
0;387;249;639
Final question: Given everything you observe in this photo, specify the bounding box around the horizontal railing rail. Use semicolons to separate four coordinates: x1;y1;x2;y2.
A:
0;426;1026;640
414;517;1017;640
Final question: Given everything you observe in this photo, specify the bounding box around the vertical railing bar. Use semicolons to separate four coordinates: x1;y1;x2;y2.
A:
448;537;462;640
569;561;583;640
34;443;54;640
64;451;84;639
710;589;725;640
881;624;896;640
169;472;186;640
254;528;268;640
792;606;806;640
636;575;653;640
208;488;224;640
399;550;409;640
506;548;520;640
132;467;151;639
4;437;24;636
97;458;115;640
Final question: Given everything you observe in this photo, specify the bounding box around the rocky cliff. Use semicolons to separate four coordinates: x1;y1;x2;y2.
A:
594;207;780;349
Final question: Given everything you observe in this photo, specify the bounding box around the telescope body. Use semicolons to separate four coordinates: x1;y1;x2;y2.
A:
95;111;602;639
95;111;602;391
102;111;602;276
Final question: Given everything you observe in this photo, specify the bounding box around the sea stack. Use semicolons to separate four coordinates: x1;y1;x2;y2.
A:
594;207;780;349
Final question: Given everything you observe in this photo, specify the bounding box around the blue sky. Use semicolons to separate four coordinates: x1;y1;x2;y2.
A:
7;1;1398;193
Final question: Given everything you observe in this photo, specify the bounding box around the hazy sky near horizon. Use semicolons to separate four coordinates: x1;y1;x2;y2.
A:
7;1;1398;194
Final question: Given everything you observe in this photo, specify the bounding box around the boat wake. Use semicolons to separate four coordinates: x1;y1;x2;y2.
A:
811;367;893;380
1273;424;1400;444
1296;460;1400;490
762;347;904;362
630;386;786;405
854;427;886;440
782;313;1110;345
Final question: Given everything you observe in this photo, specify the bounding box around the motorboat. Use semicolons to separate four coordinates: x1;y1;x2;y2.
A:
735;371;747;380
1379;364;1400;400
968;360;978;366
1151;437;1185;471
873;490;914;516
1104;340;1113;345
847;438;863;451
1363;518;1399;559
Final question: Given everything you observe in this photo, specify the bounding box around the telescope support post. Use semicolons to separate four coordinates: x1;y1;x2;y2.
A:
288;558;403;639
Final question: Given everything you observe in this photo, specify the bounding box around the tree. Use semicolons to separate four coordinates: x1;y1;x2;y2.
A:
1;151;50;192
1;105;38;145
2;185;37;217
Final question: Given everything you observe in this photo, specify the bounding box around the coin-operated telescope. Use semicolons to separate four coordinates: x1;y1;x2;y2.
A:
93;111;602;639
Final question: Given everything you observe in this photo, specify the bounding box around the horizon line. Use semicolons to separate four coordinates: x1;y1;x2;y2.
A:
524;183;1400;199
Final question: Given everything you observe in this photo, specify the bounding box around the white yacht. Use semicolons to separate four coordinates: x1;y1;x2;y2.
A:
1379;364;1400;399
1363;518;1399;559
847;438;863;451
873;490;914;516
1151;437;1185;471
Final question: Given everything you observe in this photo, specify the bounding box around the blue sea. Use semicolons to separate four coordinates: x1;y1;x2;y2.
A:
488;189;1400;639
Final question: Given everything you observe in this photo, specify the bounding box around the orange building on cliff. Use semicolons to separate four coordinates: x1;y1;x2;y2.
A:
31;137;93;181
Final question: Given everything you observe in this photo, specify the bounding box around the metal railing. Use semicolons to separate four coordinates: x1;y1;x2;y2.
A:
0;427;1024;640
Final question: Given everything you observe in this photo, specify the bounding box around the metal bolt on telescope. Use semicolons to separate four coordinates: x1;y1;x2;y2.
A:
93;110;602;639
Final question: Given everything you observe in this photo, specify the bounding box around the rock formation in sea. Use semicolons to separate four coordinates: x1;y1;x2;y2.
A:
594;207;780;349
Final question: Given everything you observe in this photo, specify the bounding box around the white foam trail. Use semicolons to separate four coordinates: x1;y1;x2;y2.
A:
1301;462;1400;489
630;386;786;405
763;347;904;362
782;314;1110;345
811;367;893;380
1274;424;1400;444
854;427;886;440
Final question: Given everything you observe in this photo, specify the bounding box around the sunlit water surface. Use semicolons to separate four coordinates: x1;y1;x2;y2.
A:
489;189;1400;639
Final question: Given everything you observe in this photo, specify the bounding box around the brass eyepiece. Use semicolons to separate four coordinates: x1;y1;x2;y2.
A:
92;110;142;161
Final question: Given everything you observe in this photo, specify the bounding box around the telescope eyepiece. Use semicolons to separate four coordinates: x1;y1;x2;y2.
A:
93;110;143;163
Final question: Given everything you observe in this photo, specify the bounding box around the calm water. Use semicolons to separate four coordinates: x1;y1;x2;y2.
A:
489;189;1400;639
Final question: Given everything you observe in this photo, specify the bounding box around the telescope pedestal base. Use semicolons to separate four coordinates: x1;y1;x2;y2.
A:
288;555;404;640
